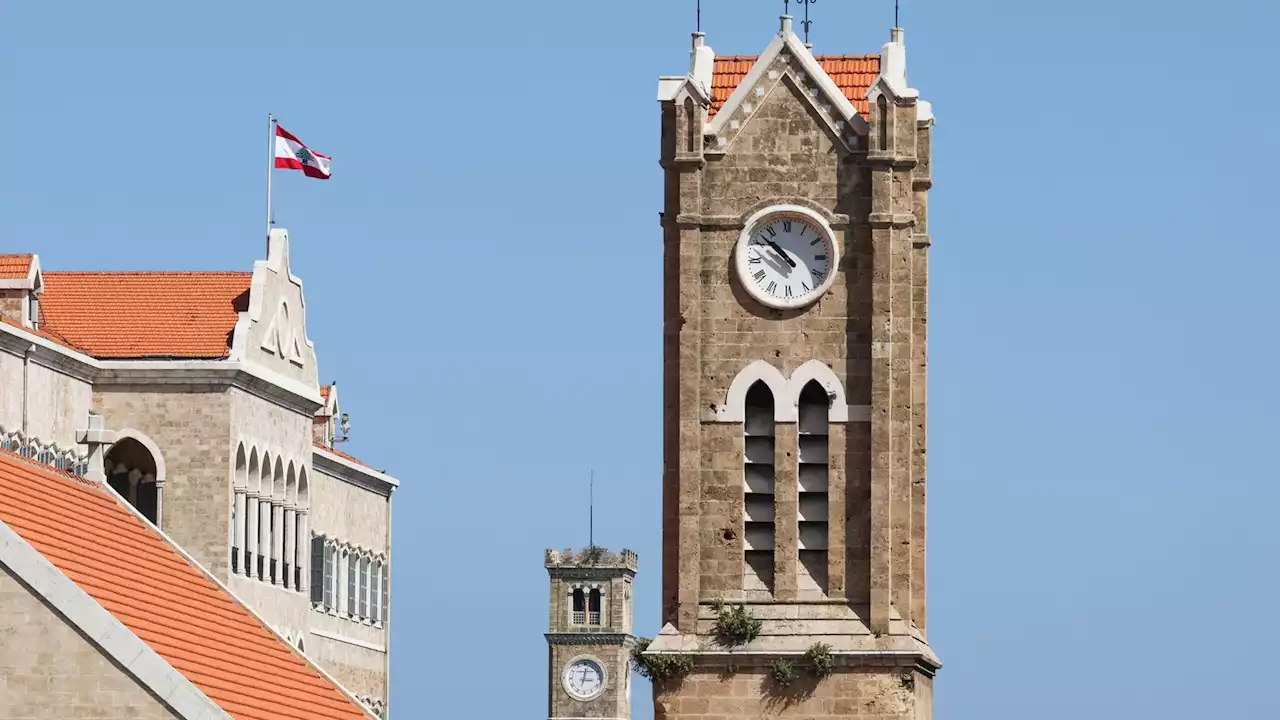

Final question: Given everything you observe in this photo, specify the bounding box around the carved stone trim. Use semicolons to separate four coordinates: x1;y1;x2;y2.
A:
545;633;637;646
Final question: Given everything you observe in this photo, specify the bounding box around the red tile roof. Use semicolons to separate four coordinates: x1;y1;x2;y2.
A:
710;54;880;119
0;451;371;720
315;442;371;469
320;385;332;406
0;315;85;353
41;272;251;359
0;254;34;280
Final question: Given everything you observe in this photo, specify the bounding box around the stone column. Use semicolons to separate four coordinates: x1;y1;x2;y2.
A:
272;501;285;586
233;489;247;573
246;492;260;579
126;469;142;506
153;478;164;529
283;506;297;591
258;496;272;581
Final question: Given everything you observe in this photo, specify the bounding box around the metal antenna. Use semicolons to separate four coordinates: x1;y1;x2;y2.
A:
696;0;701;32
799;0;816;43
589;469;594;548
896;0;900;27
783;0;790;14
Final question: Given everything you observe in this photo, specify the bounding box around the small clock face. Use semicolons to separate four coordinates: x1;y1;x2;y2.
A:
564;658;606;700
735;206;839;310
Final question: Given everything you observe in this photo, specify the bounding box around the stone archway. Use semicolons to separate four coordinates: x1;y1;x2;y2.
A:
104;436;161;524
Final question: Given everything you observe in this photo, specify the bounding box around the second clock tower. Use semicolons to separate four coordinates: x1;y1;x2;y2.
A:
546;547;637;720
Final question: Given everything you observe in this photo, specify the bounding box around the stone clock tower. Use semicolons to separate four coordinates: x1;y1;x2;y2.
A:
646;13;940;719
545;547;637;720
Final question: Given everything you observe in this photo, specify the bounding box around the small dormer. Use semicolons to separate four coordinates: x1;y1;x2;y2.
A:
313;382;350;448
0;254;43;330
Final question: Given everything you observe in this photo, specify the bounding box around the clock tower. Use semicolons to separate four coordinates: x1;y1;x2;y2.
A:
646;13;940;720
545;547;637;720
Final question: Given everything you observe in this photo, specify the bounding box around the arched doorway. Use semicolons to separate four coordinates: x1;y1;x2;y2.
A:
105;436;161;524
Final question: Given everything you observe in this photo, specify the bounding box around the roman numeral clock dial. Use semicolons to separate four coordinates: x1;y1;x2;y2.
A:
735;205;839;310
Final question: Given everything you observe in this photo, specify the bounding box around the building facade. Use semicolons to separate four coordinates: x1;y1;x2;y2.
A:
0;229;396;717
646;14;939;718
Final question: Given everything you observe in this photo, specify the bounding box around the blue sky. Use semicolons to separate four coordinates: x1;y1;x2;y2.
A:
4;1;1280;718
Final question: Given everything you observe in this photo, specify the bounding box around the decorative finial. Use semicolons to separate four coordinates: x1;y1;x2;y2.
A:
697;0;701;33
799;0;816;44
589;469;594;549
896;0;901;27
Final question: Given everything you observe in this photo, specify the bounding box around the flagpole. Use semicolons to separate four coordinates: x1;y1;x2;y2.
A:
265;112;275;251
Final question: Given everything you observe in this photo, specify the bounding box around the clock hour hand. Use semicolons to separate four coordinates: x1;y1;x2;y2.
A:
765;239;797;268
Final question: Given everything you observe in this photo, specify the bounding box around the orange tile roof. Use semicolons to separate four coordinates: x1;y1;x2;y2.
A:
710;54;880;119
0;254;33;280
41;272;251;359
0;314;86;353
320;385;332;406
0;451;371;720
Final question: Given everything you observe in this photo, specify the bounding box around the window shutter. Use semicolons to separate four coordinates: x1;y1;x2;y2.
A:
358;558;369;619
381;562;389;623
310;537;325;604
346;554;357;616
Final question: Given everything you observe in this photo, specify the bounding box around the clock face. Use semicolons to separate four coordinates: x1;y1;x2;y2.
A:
735;207;839;310
564;658;606;700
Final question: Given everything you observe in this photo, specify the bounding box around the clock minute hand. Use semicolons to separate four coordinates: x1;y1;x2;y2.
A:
766;239;797;268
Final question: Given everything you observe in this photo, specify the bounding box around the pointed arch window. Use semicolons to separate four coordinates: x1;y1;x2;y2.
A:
684;97;697;154
324;542;337;610
743;381;776;594
232;445;247;575
797;381;830;595
588;588;603;626
877;95;890;152
346;551;358;617
571;588;586;625
359;555;370;620
372;561;383;625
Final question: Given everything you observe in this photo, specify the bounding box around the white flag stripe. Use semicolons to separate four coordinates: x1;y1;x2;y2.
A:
275;135;331;175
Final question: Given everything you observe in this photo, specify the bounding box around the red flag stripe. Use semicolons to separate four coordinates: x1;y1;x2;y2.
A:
275;123;304;145
275;157;331;179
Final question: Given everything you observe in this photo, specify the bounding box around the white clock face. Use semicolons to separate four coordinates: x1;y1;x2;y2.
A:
564;658;606;700
735;206;839;310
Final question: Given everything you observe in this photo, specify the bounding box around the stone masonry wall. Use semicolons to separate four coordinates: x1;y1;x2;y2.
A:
665;78;872;618
94;387;232;578
310;464;390;553
0;564;181;719
229;388;389;703
0;292;24;325
0;347;94;448
549;644;630;720
310;642;387;701
653;666;932;720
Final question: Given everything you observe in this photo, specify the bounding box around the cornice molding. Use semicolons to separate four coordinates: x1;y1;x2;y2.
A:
545;633;637;647
0;321;323;416
312;449;399;495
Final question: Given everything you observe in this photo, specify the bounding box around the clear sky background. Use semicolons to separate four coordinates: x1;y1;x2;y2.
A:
3;0;1280;718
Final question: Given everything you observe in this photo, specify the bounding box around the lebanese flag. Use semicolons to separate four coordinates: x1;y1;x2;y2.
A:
274;124;331;179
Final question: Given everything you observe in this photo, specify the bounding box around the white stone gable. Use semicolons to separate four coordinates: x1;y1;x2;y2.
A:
229;229;319;388
707;18;869;154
